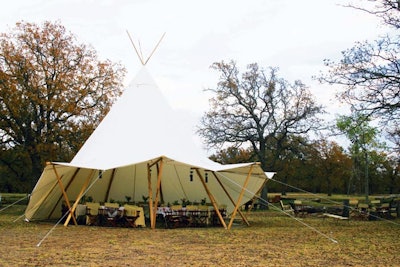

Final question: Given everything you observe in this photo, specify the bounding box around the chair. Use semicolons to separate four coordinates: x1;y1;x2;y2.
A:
376;202;390;219
104;202;119;208
349;199;359;218
103;202;120;226
75;204;87;225
279;200;294;215
185;205;199;226
123;204;140;227
165;205;187;228
197;205;210;226
211;204;227;226
356;203;370;220
293;200;307;217
390;200;399;218
86;202;100;225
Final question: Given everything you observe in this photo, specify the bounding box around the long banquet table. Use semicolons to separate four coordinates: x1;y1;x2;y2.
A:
156;206;226;228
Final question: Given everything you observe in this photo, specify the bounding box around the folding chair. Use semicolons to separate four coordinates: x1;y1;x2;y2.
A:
280;200;294;215
86;202;100;225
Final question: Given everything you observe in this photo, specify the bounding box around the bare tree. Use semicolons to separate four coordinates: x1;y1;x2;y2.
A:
347;0;400;29
198;61;324;205
319;0;400;151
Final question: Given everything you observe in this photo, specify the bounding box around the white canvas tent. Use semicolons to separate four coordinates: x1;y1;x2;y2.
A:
24;67;272;229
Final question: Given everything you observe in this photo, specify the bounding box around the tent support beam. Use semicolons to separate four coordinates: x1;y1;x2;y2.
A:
52;164;78;226
249;171;270;211
64;169;94;226
227;165;254;230
147;163;154;229
151;158;164;229
211;171;250;226
148;157;163;168
104;169;117;202
50;167;81;219
195;169;227;229
147;158;163;228
156;162;164;206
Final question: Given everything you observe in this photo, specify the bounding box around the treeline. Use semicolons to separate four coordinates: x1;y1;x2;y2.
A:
210;140;400;196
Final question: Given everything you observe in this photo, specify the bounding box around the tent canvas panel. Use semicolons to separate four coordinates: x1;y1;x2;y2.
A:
25;159;267;222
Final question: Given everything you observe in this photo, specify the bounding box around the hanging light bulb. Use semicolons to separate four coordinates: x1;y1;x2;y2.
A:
189;169;193;181
205;172;208;183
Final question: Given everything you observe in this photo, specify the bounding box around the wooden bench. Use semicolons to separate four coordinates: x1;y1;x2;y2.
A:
323;213;349;221
294;200;308;217
279;200;294;215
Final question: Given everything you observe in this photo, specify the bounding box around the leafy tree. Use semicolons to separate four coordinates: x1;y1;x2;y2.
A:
309;139;352;195
267;135;311;194
379;155;400;194
209;146;254;164
199;61;324;205
0;21;126;191
336;112;382;199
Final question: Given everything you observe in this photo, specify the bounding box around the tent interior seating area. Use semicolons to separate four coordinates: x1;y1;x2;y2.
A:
333;197;399;220
157;205;227;228
69;202;230;229
79;202;144;227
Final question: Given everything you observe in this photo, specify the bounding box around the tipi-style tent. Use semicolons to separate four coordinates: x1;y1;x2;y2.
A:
24;60;272;229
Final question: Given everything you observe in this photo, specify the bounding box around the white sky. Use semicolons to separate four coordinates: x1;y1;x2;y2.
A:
0;0;389;146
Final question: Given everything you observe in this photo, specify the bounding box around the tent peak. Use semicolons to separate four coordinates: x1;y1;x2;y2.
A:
126;31;166;66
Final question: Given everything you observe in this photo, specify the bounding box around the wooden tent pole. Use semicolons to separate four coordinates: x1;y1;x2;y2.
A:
195;169;227;229
211;171;250;226
152;158;164;229
63;169;94;226
227;165;254;230
126;30;145;65
104;169;117;202
249;170;270;210
147;163;155;229
49;168;80;219
144;32;166;65
52;164;77;225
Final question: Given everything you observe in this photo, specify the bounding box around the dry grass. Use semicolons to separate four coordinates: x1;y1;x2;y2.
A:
1;205;400;267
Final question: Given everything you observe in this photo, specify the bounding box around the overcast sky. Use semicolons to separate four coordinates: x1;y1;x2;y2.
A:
0;0;390;142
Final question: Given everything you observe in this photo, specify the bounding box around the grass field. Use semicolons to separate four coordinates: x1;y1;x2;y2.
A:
1;202;400;267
